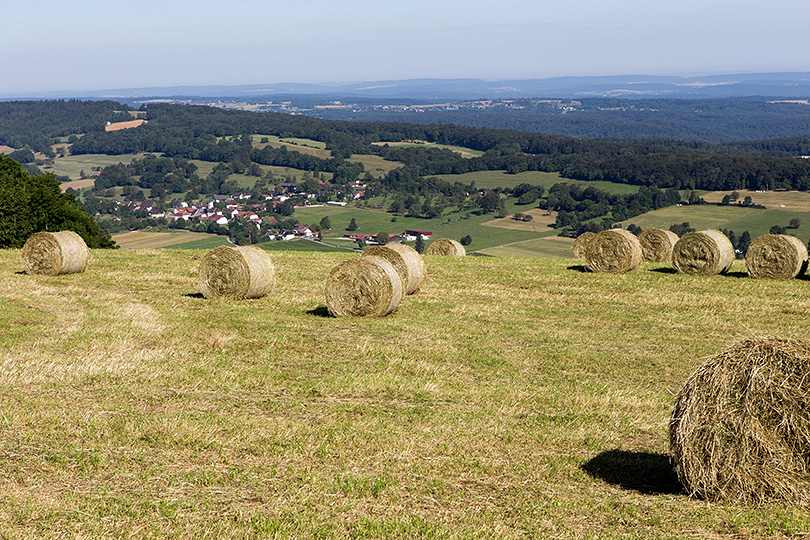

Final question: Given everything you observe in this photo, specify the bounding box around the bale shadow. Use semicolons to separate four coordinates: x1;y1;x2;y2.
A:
648;267;677;274
724;271;749;279
183;292;205;299
566;265;589;273
306;306;332;318
581;449;682;495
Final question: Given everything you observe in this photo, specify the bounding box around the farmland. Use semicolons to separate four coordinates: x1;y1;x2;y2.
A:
2;249;810;537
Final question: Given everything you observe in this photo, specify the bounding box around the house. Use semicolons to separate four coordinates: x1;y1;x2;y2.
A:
294;224;313;237
344;233;374;241
404;229;433;240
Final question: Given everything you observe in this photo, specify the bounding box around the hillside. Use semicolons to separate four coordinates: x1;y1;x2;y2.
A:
2;249;809;537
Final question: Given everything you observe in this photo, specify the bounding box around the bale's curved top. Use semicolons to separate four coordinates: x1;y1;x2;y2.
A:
22;230;89;275
426;238;466;256
198;245;275;299
670;338;810;504
572;231;596;259
745;234;808;280
324;256;404;317
584;229;642;273
638;228;680;262
672;230;735;275
363;243;426;295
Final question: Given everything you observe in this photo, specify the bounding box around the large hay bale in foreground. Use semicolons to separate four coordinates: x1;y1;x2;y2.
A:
362;243;426;295
672;230;734;275
324;256;404;317
426;238;466;256
745;234;808;280
572;231;596;259
670;338;810;504
22;231;89;275
584;229;642;273
198;245;275;299
638;228;680;262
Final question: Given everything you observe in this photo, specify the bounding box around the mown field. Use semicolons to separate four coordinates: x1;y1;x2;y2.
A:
2;249;810;538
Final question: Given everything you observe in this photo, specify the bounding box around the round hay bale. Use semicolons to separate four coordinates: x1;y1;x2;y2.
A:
426;238;466;256
22;230;89;275
672;230;735;275
670;338;810;504
584;229;642;273
198;245;275;299
324;256;404;317
638;228;680;262
745;234;808;280
362;243;426;295
572;231;596;259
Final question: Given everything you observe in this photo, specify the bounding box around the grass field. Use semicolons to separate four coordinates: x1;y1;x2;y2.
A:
372;141;485;158
434;170;642;194
112;230;231;250
2;249;810;538
43;153;143;181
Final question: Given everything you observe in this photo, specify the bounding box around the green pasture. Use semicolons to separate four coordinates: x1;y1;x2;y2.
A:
44;153;143;180
434;170;641;194
373;141;485;158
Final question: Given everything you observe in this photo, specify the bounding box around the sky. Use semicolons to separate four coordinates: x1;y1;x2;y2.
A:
3;0;810;95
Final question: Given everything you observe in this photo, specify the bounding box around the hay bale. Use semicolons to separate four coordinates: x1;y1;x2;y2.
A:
22;230;89;275
584;229;642;273
672;230;735;275
198;245;275;299
426;238;466;256
362;243;426;295
745;234;808;280
670;338;810;504
572;231;596;259
638;228;680;262
324;256;404;317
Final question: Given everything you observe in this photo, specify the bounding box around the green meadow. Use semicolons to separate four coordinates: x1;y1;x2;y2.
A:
2;249;810;537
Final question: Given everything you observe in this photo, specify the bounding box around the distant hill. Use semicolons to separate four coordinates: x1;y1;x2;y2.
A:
4;72;810;101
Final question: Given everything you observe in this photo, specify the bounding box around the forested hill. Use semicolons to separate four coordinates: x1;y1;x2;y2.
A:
4;100;810;193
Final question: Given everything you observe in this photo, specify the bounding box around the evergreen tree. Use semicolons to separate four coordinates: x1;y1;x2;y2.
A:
414;235;425;253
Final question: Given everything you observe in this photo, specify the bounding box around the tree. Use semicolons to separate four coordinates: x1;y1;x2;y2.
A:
627;223;642;236
790;218;801;229
346;218;358;231
460;235;472;246
738;231;752;257
0;155;115;248
414;235;425;253
769;225;787;235
669;222;694;237
319;216;332;230
376;232;390;245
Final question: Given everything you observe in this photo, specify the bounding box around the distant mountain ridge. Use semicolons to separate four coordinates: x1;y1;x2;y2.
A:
5;73;810;101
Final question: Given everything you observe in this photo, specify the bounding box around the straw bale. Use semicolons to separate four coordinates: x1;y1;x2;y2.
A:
572;231;596;259
198;245;275;299
324;256;404;317
362;243;426;295
745;234;808;280
22;231;89;275
638;228;680;262
584;229;642;273
670;338;810;504
672;230;735;275
426;238;466;256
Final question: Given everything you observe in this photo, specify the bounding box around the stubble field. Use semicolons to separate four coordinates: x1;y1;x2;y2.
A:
1;249;809;538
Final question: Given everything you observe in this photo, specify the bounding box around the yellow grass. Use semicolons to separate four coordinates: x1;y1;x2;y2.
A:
702;190;810;212
105;119;147;131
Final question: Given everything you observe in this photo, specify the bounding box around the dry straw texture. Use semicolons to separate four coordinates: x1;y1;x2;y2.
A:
584;229;642;273
638;228;680;262
426;238;466;256
670;338;810;504
672;230;735;275
22;231;89;275
197;245;275;299
745;234;808;280
324;256;404;317
362;243;426;295
571;231;596;259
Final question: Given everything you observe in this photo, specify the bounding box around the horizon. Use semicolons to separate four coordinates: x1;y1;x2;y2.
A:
4;0;809;96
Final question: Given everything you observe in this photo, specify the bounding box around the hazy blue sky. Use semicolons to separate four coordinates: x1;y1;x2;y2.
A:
3;0;809;94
